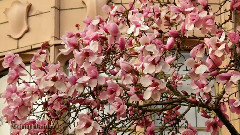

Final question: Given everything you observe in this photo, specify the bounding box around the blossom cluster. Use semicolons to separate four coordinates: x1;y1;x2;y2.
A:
2;0;240;135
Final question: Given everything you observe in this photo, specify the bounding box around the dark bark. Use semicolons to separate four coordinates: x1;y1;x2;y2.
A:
214;108;240;135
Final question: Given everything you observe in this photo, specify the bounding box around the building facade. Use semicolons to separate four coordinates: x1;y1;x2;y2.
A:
0;0;239;135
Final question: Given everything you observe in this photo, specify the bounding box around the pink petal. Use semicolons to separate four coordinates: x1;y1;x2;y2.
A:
198;0;208;7
13;56;22;65
165;56;176;64
184;58;195;68
143;63;155;74
195;65;208;74
165;37;175;50
143;87;154;100
139;36;150;45
161;62;170;73
216;73;231;83
233;100;240;107
168;29;179;38
151;91;161;101
90;41;99;53
107;22;119;36
130;94;140;101
119;37;126;50
190;44;204;58
77;76;90;83
100;91;108;100
140;76;152;87
55;81;67;92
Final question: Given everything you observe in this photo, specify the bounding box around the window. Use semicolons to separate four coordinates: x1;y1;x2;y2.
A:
0;69;10;135
154;52;214;134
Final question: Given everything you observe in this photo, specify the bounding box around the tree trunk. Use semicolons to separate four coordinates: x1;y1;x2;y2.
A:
214;109;240;135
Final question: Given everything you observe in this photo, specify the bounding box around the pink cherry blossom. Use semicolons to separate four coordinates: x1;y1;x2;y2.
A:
100;81;123;103
139;36;150;45
165;56;176;65
112;98;127;120
75;114;100;135
165;37;175;50
205;117;223;135
138;44;170;74
143;80;166;101
2;52;23;69
178;0;194;10
181;124;197;135
228;32;240;44
143;57;170;74
3;104;30;121
146;123;155;135
7;69;24;84
229;99;240;114
127;13;149;36
137;116;152;128
127;87;143;101
73;50;86;67
185;12;200;30
1;1;240;135
198;0;208;7
86;65;99;79
107;22;120;37
30;46;50;70
201;110;211;118
168;29;179;38
164;109;180;125
206;55;222;71
60;32;78;55
190;44;205;58
216;72;240;91
230;0;240;11
181;22;186;35
190;80;211;96
118;37;126;50
120;60;133;73
201;15;217;34
216;73;232;83
2;85;17;101
48;94;67;111
195;64;209;75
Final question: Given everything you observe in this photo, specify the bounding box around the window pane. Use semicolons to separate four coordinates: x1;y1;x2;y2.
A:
0;70;10;135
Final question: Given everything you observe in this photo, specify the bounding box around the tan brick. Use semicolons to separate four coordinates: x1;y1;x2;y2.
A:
0;46;32;57
210;4;221;13
112;0;132;4
26;0;54;16
0;0;54;23
60;8;87;36
209;0;220;4
60;0;86;9
18;12;52;48
52;8;60;40
0;23;18;52
0;0;16;23
192;29;205;37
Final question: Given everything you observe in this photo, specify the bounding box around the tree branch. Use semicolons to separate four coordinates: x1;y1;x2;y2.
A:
214;108;240;135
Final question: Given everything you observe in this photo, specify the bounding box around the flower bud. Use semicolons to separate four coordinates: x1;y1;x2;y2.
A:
165;37;175;50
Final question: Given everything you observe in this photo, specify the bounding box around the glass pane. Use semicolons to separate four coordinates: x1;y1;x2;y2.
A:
0;70;11;135
154;52;211;130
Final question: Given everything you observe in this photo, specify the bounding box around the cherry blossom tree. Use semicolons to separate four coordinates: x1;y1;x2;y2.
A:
2;0;240;135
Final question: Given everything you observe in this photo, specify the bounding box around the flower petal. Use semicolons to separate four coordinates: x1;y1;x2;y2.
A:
140;76;152;87
195;65;208;74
